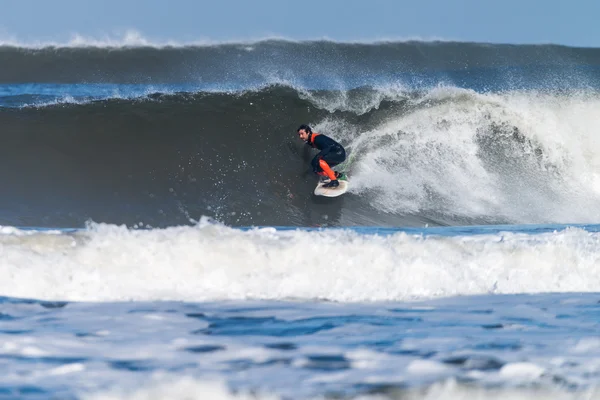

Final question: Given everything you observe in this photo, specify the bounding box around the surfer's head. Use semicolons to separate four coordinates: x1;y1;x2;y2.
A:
297;124;312;141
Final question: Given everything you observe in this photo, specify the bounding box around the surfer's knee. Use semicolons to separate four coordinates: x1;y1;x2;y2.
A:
318;159;330;170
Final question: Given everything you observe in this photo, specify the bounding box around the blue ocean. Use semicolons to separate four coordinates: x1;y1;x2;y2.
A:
1;38;600;399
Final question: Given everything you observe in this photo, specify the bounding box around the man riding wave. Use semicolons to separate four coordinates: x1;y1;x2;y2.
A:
297;124;346;188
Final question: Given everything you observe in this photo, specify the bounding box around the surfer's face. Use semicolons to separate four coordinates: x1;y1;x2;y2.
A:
298;129;309;141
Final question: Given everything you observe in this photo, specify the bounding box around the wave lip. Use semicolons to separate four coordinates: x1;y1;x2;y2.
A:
0;30;211;49
2;36;600;86
0;83;202;108
0;30;492;49
1;222;600;302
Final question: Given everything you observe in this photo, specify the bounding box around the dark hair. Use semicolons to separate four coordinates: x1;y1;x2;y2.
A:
297;124;312;133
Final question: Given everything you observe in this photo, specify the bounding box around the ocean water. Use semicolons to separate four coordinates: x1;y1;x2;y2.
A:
1;39;600;399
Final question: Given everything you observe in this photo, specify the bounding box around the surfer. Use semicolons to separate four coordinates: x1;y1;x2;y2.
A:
297;124;346;188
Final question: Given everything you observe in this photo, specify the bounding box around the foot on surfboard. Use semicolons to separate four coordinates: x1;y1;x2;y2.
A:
315;175;348;197
321;172;346;183
322;180;339;188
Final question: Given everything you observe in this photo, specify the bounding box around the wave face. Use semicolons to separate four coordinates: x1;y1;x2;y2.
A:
3;40;600;227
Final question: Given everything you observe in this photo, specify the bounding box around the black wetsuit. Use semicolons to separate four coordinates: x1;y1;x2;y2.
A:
308;133;346;173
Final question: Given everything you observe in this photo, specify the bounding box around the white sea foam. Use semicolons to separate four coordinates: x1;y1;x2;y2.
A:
0;222;599;302
402;379;600;400
81;375;600;400
338;87;600;224
83;377;279;400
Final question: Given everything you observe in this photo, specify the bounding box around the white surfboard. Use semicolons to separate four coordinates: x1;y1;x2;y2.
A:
314;179;349;197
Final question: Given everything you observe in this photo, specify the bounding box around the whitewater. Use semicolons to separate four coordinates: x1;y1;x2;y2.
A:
1;222;600;303
1;38;600;399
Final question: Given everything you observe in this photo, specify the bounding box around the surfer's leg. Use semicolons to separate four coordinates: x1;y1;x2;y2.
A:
322;148;345;168
320;148;346;181
318;159;337;181
312;155;333;177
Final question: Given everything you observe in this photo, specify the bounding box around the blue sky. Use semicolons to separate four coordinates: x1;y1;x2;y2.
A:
1;0;599;47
